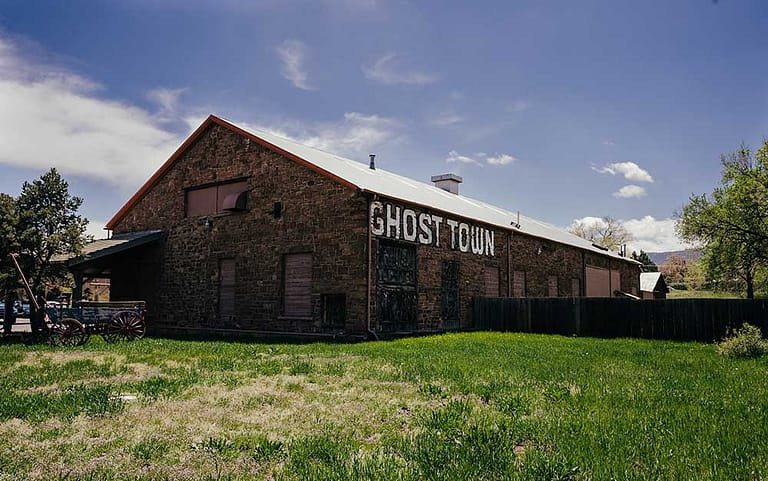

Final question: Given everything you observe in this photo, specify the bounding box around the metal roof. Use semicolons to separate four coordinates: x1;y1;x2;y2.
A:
640;272;665;292
228;120;638;262
68;230;162;268
107;115;640;263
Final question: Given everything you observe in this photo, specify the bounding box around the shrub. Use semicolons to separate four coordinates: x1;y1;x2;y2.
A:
716;323;768;359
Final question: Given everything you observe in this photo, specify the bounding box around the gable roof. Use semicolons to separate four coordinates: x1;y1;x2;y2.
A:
107;115;639;263
640;272;666;292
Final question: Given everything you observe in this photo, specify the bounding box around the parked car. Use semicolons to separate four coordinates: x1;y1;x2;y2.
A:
13;301;31;316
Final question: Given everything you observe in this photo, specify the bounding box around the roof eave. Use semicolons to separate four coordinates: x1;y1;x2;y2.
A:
106;115;359;230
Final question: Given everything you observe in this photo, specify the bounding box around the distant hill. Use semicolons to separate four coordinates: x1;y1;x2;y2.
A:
646;249;702;266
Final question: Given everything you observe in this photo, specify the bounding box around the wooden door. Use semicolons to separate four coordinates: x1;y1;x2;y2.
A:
377;242;417;332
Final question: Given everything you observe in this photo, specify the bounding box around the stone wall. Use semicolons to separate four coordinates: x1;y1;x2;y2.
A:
110;122;640;336
112;124;369;333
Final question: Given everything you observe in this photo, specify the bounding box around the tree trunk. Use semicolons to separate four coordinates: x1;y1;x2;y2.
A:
746;272;755;299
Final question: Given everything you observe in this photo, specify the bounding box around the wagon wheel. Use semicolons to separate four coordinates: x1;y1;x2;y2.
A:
49;318;89;347
105;310;145;342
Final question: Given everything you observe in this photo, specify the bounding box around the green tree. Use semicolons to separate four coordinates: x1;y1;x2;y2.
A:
13;169;88;330
631;250;657;272
677;142;768;298
685;258;708;291
1;193;19;330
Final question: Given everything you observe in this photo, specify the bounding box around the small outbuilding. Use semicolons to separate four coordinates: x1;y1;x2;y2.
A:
640;272;668;299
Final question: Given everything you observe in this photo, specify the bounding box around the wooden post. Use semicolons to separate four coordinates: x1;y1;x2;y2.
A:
72;271;84;304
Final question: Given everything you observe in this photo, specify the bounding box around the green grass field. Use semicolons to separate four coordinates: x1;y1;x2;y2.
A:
667;289;741;299
0;332;766;480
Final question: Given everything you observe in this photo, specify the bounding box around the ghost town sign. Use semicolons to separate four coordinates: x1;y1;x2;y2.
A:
370;200;495;257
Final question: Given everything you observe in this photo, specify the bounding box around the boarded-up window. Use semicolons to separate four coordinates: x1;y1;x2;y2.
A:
548;276;558;297
187;186;217;217
219;258;235;320
322;294;346;329
484;266;500;297
571;278;580;297
513;271;526;297
611;270;621;294
186;180;248;217
586;265;610;297
284;253;312;318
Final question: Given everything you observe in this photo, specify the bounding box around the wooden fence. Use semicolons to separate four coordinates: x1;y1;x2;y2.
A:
472;297;768;342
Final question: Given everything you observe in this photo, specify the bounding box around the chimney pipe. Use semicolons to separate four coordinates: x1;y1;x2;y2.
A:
369;154;376;170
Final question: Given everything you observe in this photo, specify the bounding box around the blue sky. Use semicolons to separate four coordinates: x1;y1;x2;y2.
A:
1;0;767;252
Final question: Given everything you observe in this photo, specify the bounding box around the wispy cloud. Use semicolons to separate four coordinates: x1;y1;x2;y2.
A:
430;111;463;126
602;140;616;146
0;36;182;187
445;151;517;167
486;153;516;165
234;112;404;161
276;39;314;90
613;185;647;199
362;53;437;86
592;161;654;183
147;87;187;121
505;99;530;113
446;150;482;166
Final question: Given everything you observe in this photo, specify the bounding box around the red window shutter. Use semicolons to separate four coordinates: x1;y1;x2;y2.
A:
484;266;499;297
187;186;217;217
284;253;312;317
586;266;610;297
548;276;558;297
216;181;248;212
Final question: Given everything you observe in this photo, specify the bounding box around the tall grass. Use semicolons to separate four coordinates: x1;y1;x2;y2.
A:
0;333;766;480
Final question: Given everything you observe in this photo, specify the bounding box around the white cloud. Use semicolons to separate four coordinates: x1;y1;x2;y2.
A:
486;153;516;166
147;87;186;115
85;219;109;240
0;36;182;187
568;216;608;232
602;140;616;146
446;150;517;167
430;111;463;126
613;185;647;198
446;150;482;166
623;216;687;252
362;53;437;86
276;40;314;90
238;112;403;161
592;161;654;183
569;215;687;252
505;100;530;113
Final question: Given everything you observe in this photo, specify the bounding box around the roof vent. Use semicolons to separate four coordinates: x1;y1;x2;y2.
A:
369;154;376;170
431;173;463;195
222;191;248;212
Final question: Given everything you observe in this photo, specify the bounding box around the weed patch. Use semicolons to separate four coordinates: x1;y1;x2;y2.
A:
717;323;768;358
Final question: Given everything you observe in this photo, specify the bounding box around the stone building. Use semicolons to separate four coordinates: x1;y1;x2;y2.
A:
72;115;640;337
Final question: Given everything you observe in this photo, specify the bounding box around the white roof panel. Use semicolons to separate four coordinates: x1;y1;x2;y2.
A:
640;272;664;291
241;122;638;262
